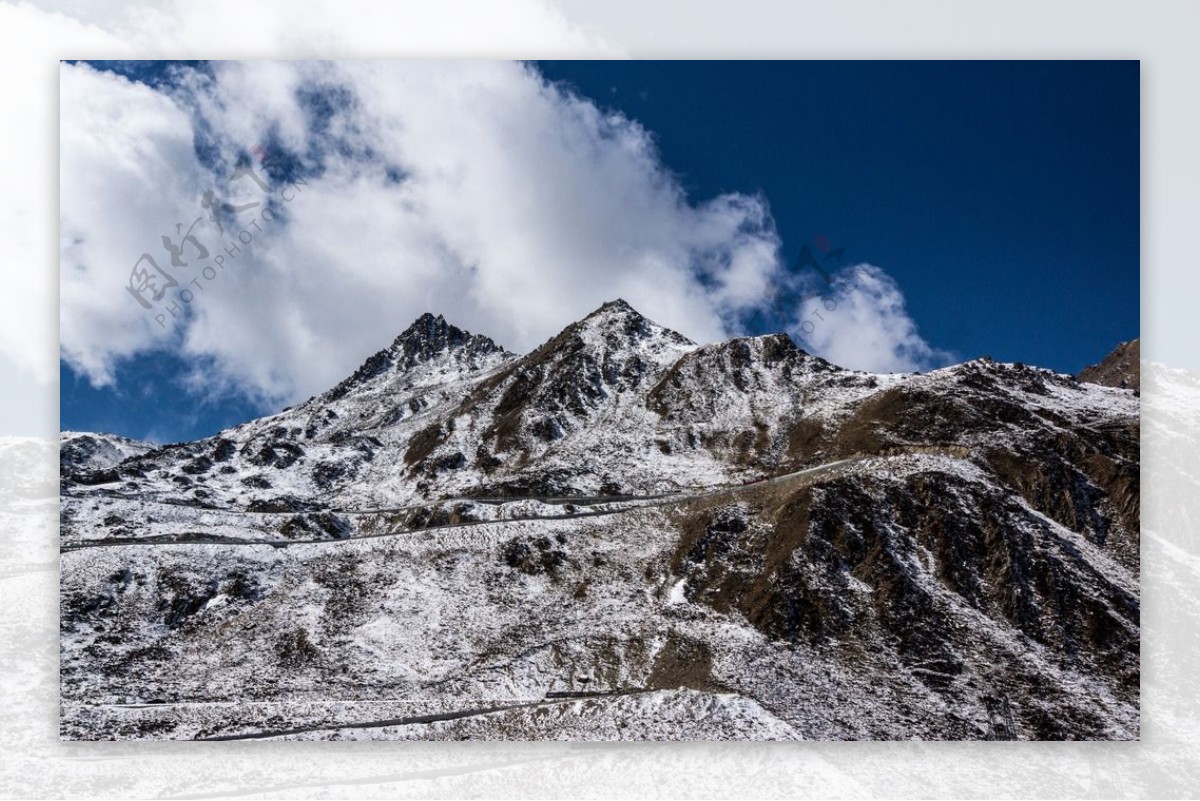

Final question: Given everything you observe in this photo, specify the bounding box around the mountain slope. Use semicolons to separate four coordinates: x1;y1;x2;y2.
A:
60;431;153;475
59;301;1140;741
1078;338;1140;392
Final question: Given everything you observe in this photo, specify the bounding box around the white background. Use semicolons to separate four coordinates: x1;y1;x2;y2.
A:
1;1;1197;797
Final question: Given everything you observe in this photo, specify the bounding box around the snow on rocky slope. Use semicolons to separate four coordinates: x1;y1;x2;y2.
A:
60;431;154;475
59;301;1140;740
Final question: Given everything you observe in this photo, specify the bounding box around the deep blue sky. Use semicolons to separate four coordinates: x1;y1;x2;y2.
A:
537;59;1139;369
61;60;1139;443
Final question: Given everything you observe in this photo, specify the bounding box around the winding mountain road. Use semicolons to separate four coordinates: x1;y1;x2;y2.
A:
59;452;936;552
193;688;654;741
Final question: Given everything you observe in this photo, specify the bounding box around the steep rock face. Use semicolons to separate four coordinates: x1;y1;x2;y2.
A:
407;299;702;493
673;465;1138;739
306;311;515;440
647;333;880;468
325;312;512;403
1078;339;1140;392
58;300;1140;741
477;298;696;447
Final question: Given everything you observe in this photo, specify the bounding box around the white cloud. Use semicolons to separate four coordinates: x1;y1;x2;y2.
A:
788;264;954;373
1;0;619;398
58;59;949;408
59;64;213;385
0;3;132;386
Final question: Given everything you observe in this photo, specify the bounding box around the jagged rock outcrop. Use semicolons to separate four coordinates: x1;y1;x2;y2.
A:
1078;338;1140;392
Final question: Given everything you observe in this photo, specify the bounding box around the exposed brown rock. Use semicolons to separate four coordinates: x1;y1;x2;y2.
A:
1078;339;1140;391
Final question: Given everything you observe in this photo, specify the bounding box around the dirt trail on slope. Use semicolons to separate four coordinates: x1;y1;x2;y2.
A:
194;688;655;741
60;447;972;551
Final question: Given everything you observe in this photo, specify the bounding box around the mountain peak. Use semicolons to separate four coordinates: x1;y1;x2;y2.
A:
1077;338;1140;391
591;298;636;315
392;312;503;362
413;311;444;325
576;298;643;327
569;298;696;354
324;313;508;401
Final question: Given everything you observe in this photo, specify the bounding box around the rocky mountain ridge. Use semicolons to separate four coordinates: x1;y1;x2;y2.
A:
59;301;1140;741
1078;338;1140;392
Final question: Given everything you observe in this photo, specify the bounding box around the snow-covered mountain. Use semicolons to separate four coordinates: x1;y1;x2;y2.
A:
59;301;1140;741
60;431;153;475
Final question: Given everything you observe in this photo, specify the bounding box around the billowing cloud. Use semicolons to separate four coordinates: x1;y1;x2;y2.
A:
788;264;954;373
0;3;131;386
2;0;617;400
59;64;214;385
59;59;949;408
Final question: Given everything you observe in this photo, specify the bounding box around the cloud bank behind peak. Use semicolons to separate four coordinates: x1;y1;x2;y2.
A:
59;60;948;409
